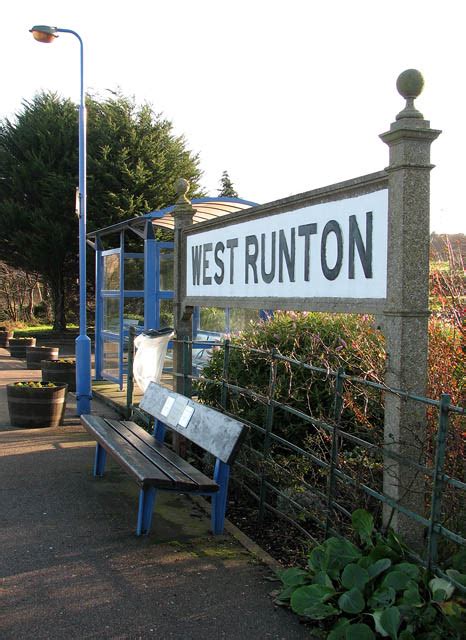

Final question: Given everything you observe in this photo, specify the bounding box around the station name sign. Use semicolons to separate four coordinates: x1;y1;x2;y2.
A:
186;189;388;300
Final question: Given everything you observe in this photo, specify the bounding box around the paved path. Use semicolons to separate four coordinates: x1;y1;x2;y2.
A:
0;348;309;639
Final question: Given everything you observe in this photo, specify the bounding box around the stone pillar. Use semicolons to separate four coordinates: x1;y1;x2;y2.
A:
170;178;195;396
380;70;441;548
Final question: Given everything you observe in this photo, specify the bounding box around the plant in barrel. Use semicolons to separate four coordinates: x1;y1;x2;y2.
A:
7;381;68;428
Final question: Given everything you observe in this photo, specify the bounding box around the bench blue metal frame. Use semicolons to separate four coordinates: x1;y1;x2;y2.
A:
134;419;230;536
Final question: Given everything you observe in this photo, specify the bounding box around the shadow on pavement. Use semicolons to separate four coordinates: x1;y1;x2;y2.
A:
0;347;310;639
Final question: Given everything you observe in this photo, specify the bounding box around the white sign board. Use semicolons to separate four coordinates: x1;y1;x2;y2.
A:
187;190;388;300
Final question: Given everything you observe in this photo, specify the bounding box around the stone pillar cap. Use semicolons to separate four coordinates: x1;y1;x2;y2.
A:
175;178;191;204
396;69;424;120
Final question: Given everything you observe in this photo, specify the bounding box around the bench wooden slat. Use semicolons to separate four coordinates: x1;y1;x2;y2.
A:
139;382;247;465
81;415;218;493
105;419;200;489
120;421;218;492
81;415;174;488
109;419;217;492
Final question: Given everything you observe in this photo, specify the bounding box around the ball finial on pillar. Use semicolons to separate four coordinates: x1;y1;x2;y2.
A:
396;69;424;120
175;178;191;204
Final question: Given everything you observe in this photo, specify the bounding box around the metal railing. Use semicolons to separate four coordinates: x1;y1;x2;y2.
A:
176;336;465;591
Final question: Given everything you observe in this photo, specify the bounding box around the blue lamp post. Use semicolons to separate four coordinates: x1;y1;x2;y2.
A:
30;25;92;415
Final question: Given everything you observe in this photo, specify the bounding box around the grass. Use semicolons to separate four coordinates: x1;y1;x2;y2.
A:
12;324;79;337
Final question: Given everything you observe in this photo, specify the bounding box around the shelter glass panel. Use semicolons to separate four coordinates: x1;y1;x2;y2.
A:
122;344;129;374
160;299;174;329
102;339;119;380
160;249;174;291
123;298;144;328
200;307;226;333
229;308;260;333
103;298;120;332
124;256;144;291
103;253;120;290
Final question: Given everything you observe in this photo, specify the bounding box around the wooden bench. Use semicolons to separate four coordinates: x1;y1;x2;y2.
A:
81;382;247;536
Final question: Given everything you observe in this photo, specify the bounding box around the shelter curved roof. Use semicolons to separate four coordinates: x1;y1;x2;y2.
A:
88;196;258;239
146;196;257;229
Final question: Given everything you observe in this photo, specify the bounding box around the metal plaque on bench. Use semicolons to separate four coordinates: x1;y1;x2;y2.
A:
140;382;246;465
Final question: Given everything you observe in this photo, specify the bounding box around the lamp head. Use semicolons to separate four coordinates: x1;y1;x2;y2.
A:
30;25;58;44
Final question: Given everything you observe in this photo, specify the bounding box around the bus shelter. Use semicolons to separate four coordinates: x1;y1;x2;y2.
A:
87;197;258;386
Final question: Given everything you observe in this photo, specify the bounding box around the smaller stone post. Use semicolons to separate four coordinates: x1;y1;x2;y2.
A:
380;70;441;549
170;178;195;397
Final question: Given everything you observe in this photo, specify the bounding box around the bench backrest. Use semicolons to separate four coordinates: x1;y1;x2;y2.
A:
139;382;247;465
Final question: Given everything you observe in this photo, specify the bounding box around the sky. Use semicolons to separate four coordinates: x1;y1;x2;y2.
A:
2;0;464;233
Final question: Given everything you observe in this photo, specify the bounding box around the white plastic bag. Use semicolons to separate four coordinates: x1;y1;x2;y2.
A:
133;328;174;393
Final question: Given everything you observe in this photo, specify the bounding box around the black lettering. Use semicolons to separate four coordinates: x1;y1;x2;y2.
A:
245;235;259;284
261;232;276;283
298;223;317;281
349;212;373;278
214;241;225;285
191;245;202;285
321;220;343;280
278;228;295;282
202;242;212;285
226;238;238;284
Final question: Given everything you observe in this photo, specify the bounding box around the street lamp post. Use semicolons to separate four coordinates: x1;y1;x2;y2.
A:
30;25;92;415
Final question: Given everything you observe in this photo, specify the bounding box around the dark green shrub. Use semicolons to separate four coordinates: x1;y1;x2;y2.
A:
198;311;386;445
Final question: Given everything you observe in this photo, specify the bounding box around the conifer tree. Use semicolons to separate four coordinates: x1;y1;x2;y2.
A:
0;91;203;329
218;170;238;198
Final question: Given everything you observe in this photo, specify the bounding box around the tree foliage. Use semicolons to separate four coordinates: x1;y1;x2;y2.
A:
0;262;42;323
0;94;78;329
86;92;204;231
218;170;238;198
0;91;203;329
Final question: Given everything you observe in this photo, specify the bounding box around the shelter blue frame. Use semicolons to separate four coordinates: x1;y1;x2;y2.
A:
88;197;259;386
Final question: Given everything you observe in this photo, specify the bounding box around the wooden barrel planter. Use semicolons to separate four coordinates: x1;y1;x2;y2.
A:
0;329;13;348
26;346;59;370
8;337;37;358
6;382;68;428
41;359;76;392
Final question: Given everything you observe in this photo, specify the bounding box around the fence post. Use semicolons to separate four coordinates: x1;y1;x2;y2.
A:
258;349;277;525
169;335;192;457
182;335;191;398
426;393;450;571
325;368;344;538
171;178;194;396
221;338;230;411
380;70;441;549
125;325;136;419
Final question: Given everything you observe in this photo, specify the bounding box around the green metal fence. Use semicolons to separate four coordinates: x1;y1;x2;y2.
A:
177;336;465;591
